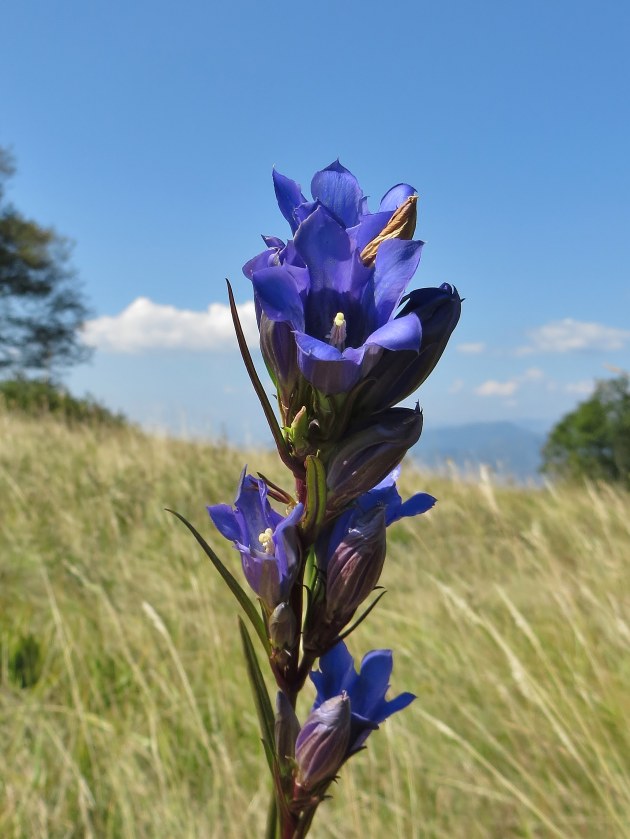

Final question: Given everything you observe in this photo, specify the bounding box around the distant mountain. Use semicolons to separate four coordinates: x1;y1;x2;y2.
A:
412;421;546;481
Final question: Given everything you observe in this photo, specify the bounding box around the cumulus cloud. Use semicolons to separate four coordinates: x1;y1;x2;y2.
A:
517;319;630;355
475;379;519;397
456;342;486;354
474;367;547;398
83;297;259;353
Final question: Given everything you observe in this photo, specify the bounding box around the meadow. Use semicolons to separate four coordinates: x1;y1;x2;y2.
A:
1;407;629;838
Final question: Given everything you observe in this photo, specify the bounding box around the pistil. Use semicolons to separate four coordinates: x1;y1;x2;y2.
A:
326;312;347;351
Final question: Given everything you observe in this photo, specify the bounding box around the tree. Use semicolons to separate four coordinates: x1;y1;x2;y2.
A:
542;373;630;488
0;147;92;379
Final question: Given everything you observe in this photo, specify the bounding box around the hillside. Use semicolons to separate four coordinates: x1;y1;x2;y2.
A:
1;408;629;838
413;421;545;481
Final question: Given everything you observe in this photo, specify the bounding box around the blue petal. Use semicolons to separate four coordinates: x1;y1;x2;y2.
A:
364;312;422;352
273;169;306;234
207;504;242;542
347;210;393;252
274;502;304;582
311;160;363;228
262;235;285;249
393;493;436;523
294;205;353;295
294;331;366;394
352;650;393;719
373;239;424;324
242;248;278;280
235;475;271;548
311;641;357;708
382;691;416;717
379;183;417;212
251;266;306;330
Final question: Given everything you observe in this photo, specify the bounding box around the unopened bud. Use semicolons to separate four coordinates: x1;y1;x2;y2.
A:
269;602;297;650
360;195;418;267
326;508;387;622
295;694;351;788
326;406;423;516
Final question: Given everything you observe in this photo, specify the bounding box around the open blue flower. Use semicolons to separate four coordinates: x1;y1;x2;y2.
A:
207;468;304;611
243;161;460;402
310;640;415;754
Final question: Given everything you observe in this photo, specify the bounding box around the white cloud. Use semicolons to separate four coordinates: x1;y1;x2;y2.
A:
517;319;630;355
565;380;595;396
449;378;465;394
522;367;544;381
83;297;259;353
456;342;486;354
475;378;519;397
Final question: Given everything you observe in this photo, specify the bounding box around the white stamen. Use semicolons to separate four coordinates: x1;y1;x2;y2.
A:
258;527;275;555
326;312;347;350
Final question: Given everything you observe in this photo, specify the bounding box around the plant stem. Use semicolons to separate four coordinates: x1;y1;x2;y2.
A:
265;791;278;839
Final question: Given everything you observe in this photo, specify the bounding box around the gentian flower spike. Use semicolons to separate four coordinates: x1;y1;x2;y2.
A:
207;468;304;612
310;640;415;754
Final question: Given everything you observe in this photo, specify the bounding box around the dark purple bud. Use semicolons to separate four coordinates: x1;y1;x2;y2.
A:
275;691;301;765
326;406;423;516
325;507;387;622
295;694;351;789
269;602;297;650
356;284;462;414
259;313;300;423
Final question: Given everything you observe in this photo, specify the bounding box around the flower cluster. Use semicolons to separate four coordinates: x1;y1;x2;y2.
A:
182;160;461;836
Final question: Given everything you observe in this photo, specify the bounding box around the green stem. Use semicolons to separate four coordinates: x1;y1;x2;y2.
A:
265;790;278;839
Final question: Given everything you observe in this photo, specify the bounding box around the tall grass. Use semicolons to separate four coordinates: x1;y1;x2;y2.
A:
1;407;629;837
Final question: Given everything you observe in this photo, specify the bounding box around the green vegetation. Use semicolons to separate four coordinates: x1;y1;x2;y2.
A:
1;407;629;837
0;147;91;378
542;373;630;489
0;378;127;428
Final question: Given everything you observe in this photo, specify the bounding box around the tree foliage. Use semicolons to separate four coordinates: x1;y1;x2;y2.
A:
542;374;630;488
0;147;92;378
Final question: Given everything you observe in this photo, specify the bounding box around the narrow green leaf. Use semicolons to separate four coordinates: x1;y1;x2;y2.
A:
265;789;278;839
166;508;270;654
338;589;387;641
238;617;276;763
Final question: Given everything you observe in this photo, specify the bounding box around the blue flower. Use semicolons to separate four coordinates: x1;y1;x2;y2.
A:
207;468;304;611
310;640;415;754
303;469;435;652
243;161;460;406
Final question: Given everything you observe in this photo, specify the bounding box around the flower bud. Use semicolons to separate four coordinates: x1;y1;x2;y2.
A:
325;507;387;622
325;406;423;516
295;694;351;789
269;602;297;650
355;284;462;415
259;313;300;424
274;690;301;765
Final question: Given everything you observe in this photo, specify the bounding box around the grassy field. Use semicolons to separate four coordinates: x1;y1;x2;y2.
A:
1;407;629;838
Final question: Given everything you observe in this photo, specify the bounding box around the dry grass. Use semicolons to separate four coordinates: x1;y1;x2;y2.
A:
1;408;629;838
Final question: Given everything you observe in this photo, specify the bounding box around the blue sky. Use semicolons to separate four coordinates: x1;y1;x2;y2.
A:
2;0;629;442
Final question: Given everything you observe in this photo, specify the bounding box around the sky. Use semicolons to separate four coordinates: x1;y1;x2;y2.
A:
2;0;629;443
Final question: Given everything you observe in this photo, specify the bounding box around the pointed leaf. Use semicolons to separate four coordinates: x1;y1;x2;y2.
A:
166;508;270;654
338;590;388;641
239;617;276;768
